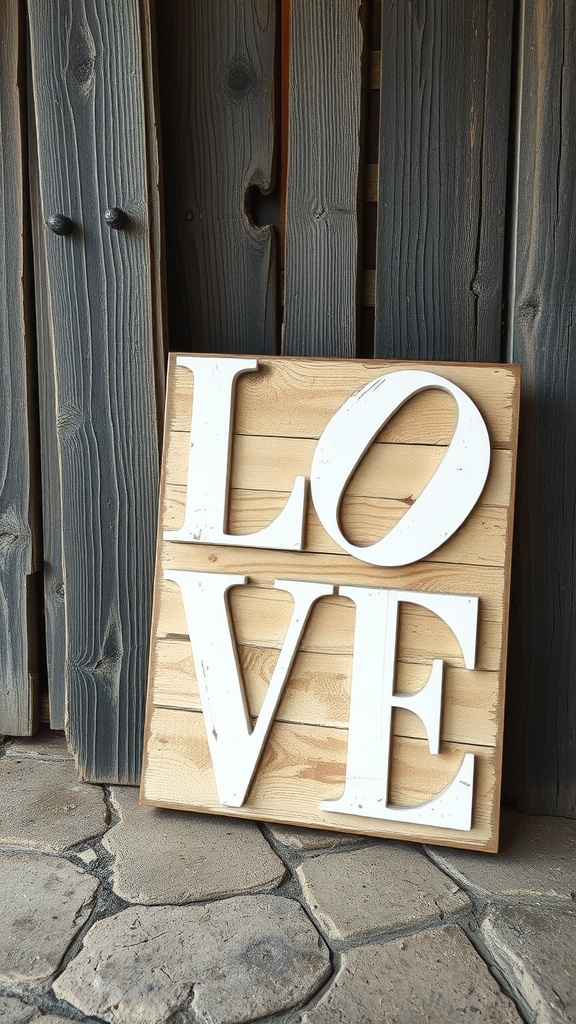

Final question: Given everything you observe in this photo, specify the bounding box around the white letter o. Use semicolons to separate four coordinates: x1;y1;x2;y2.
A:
310;370;491;566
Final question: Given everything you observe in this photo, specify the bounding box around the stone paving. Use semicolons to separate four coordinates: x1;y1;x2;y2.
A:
0;731;575;1024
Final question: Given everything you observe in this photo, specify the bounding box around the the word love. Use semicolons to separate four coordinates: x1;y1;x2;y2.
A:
143;354;519;851
163;357;492;832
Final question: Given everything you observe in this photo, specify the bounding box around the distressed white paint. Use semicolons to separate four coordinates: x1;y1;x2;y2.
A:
164;357;307;549
165;569;334;806
320;588;478;831
310;369;491;566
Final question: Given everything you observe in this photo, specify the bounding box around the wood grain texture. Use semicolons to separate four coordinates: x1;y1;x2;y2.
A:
506;0;576;816
0;0;39;735
374;0;513;361
139;0;167;433
282;0;363;357
170;356;519;447
155;0;277;354
28;0;161;781
143;706;500;851
165;441;514;510
152;638;500;747
28;49;66;729
164;486;510;568
142;356;520;849
155;576;509;675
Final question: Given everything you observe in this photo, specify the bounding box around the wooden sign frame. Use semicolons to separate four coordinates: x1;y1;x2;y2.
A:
141;354;520;852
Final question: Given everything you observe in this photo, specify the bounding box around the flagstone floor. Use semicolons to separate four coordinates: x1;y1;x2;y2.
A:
0;730;574;1024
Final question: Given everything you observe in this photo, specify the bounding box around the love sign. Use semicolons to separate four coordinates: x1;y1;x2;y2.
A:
141;355;520;851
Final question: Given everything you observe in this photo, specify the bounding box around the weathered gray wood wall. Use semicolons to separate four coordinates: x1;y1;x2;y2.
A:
0;0;39;737
506;0;576;817
4;0;575;810
28;0;163;782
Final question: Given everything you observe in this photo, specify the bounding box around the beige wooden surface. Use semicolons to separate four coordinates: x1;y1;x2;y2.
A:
144;705;498;851
142;355;520;851
164;486;509;566
170;356;518;447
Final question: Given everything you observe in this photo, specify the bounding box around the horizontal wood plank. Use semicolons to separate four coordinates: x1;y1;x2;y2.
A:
170;356;520;449
142;705;499;851
163;485;509;567
165;436;513;511
160;546;506;613
155;577;505;674
151;638;500;747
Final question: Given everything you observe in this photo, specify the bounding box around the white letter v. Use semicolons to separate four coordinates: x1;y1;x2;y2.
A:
165;570;334;806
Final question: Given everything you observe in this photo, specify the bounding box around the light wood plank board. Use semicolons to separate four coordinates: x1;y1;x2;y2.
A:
142;355;520;851
170;357;518;447
144;705;498;852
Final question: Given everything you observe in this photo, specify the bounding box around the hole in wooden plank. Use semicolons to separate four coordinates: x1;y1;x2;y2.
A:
245;182;281;230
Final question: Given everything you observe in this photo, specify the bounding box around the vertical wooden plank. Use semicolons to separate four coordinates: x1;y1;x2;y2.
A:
28;62;66;730
139;0;167;424
507;0;576;816
282;0;364;358
0;0;39;736
28;0;162;782
28;0;165;733
374;0;513;362
156;0;277;354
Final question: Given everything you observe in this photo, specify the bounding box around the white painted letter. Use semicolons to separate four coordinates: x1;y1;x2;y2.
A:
310;370;491;565
321;588;478;831
165;356;307;549
166;569;334;806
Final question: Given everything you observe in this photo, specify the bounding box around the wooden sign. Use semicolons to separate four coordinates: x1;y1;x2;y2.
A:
141;355;520;851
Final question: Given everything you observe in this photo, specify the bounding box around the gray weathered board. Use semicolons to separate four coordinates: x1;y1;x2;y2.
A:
0;0;40;736
375;0;513;363
507;0;576;817
28;0;163;781
282;0;363;357
27;41;66;731
155;0;277;354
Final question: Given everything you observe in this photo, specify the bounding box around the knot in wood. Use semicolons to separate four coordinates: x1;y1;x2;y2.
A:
70;29;96;95
517;297;541;326
224;60;254;99
57;402;84;437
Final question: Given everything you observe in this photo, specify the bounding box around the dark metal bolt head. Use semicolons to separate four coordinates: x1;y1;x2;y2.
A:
104;207;128;230
48;213;73;236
